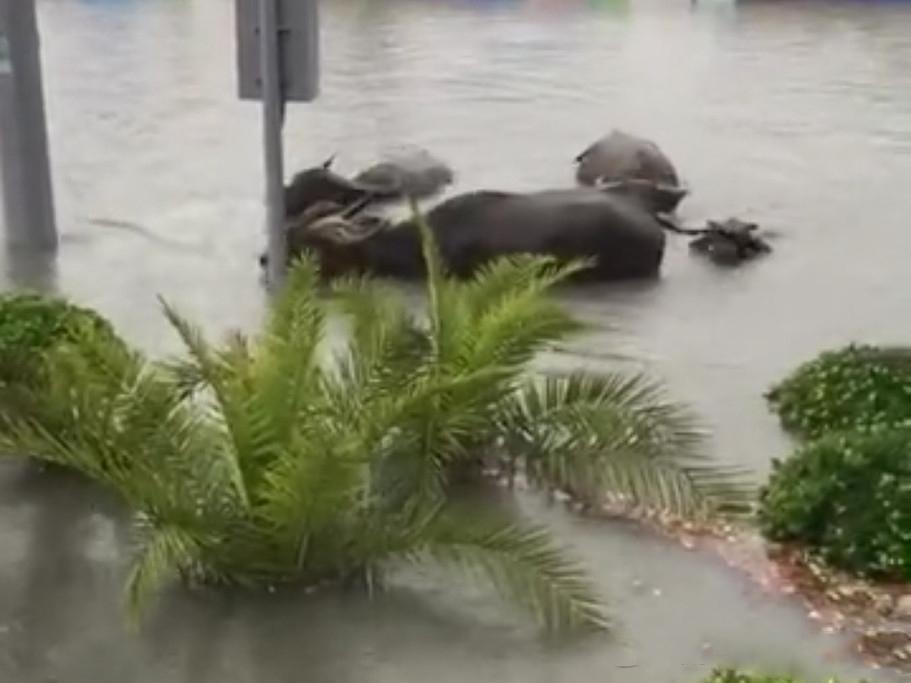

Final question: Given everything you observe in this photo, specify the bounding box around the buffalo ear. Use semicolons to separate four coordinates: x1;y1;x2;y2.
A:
322;153;336;170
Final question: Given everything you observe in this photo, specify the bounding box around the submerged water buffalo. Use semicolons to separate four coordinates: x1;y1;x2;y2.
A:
278;188;667;282
284;150;453;220
656;214;772;267
688;218;772;265
574;130;688;214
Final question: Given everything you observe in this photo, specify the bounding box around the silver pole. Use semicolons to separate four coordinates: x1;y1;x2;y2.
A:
0;0;57;251
257;0;286;287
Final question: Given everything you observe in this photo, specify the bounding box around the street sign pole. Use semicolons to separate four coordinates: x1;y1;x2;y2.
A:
237;0;319;288
0;0;58;251
257;0;287;287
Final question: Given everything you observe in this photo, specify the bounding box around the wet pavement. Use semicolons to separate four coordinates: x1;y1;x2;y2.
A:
2;0;911;680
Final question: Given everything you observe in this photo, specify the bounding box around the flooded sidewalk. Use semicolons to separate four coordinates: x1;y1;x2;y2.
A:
0;454;899;683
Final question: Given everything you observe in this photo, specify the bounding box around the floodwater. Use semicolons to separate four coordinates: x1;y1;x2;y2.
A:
2;0;911;681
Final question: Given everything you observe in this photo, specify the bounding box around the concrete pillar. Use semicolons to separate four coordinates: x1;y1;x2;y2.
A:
0;0;58;251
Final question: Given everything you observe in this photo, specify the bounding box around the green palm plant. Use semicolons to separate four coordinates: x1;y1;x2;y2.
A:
0;211;749;634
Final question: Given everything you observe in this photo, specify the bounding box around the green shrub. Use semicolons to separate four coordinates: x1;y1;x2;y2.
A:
0;221;747;632
766;344;911;439
758;426;911;580
701;668;852;683
0;291;120;384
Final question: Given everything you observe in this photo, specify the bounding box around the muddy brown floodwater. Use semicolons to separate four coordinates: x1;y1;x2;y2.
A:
2;0;911;681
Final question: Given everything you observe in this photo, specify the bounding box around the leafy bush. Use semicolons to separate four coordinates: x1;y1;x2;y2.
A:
0;291;121;383
759;426;911;580
701;668;852;683
0;292;124;432
766;344;911;439
0;220;747;632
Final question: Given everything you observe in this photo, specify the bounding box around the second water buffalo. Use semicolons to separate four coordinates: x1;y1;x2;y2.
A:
575;129;688;214
284;188;667;282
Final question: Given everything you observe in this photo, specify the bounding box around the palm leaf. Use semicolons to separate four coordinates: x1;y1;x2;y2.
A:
158;298;251;507
501;371;754;516
460;254;592;322
329;273;429;404
256;426;366;570
411;508;608;633
0;332;162;487
252;258;327;450
451;287;584;376
124;516;208;625
410;198;446;354
353;365;515;505
409;198;470;364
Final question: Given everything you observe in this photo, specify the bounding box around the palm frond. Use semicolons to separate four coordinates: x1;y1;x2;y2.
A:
354;366;515;505
158;298;251;507
263;254;323;342
329;273;429;402
460;254;592;322
451;285;585;375
256;426;366;570
124;516;208;625
501;371;754;516
158;355;207;399
411;508;609;633
0;329;159;486
409;198;472;364
252;259;327;449
330;273;410;349
410;198;447;355
417;252;593;377
158;331;252;401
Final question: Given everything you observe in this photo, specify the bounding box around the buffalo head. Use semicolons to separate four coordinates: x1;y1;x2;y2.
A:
257;198;391;278
284;154;382;219
259;196;377;269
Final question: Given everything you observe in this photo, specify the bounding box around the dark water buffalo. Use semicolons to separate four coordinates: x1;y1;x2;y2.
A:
574;130;688;214
284;151;453;219
280;188;666;282
688;218;771;265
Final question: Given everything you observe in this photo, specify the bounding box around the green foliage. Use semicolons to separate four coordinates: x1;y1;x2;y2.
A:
701;668;854;683
0;214;748;632
0;292;125;437
0;291;120;384
759;426;911;580
766;344;911;439
500;370;752;516
762;343;911;579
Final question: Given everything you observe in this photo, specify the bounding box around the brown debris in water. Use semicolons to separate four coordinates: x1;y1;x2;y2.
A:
549;492;911;676
492;473;911;674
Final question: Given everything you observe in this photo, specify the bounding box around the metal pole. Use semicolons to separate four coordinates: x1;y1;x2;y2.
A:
258;0;286;287
0;0;57;251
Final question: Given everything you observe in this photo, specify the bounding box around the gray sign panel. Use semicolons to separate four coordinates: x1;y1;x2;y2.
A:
235;0;319;102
